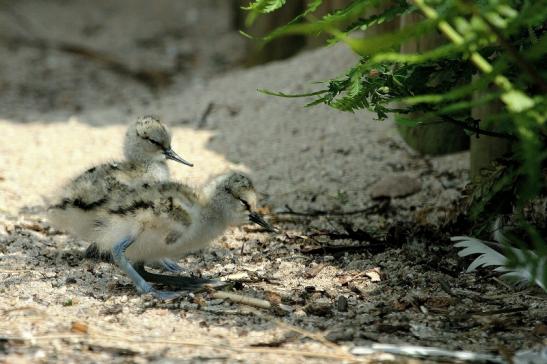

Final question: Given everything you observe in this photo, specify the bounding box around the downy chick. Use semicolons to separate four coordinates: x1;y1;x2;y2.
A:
48;116;193;265
91;172;275;299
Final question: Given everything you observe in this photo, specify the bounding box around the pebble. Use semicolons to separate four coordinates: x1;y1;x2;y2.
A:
369;175;421;199
304;298;332;316
336;296;348;312
293;309;307;318
325;328;354;342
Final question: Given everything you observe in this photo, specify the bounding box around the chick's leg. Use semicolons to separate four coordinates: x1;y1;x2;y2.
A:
88;246;183;274
111;237;180;300
134;263;228;291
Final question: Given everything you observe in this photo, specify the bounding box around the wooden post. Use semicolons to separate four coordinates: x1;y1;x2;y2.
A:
469;100;513;178
396;12;470;155
233;0;307;66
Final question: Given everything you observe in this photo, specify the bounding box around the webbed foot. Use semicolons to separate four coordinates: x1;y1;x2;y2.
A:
149;289;182;301
134;264;229;291
159;259;184;273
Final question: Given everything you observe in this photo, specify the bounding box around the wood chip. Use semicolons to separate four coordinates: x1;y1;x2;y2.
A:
365;268;382;282
211;291;271;309
70;321;88;334
304;263;326;278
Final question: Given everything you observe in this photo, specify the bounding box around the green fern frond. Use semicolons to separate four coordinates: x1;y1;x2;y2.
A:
342;0;411;34
262;0;324;41
244;0;547;231
243;0;287;13
257;89;327;98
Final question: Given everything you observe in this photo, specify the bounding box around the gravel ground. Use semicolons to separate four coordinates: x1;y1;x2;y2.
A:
1;1;546;363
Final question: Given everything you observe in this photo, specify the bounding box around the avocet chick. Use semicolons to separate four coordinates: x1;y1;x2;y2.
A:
48;116;192;268
91;172;275;299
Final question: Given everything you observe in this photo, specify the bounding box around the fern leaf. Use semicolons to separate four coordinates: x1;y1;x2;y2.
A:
452;236;547;291
452;236;508;272
262;0;324;41
243;0;287;13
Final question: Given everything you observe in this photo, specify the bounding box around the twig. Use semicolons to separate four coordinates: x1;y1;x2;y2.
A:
469;306;528;316
310;223;384;244
1;331;361;362
352;343;504;363
272;320;340;351
280;200;389;217
419;117;517;141
249;332;300;348
301;243;386;255
197;102;215;129
211;291;271;309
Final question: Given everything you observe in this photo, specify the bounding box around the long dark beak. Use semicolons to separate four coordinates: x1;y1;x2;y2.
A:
249;211;277;233
164;148;193;167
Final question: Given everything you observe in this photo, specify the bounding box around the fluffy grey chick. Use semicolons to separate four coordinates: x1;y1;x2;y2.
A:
48;116;192;266
90;172;275;300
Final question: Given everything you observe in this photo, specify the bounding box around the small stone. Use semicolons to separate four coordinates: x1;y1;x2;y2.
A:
179;302;199;311
336;296;348;312
346;259;367;271
304;298;332;316
325;328;354;342
293;309;307;318
369;175;421;199
365;267;381;282
208;299;225;306
100;304;123;316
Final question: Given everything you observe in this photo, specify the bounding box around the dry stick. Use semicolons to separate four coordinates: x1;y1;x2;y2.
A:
208;293;346;354
246;309;344;352
470;306;528;316
281;200;388;217
271;319;341;351
1;332;363;362
419;117;517;141
196;102;215;129
2;304;358;361
0;269;33;274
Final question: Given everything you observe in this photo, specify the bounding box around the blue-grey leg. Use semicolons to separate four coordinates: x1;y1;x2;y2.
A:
111;237;181;300
159;258;184;273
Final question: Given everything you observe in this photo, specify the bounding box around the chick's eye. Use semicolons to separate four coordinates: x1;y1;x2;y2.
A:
149;139;163;147
239;199;250;210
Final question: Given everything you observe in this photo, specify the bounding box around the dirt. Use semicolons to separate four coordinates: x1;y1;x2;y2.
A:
0;1;545;363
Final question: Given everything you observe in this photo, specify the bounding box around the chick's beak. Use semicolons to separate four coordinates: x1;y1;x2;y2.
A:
164;148;193;167
249;211;277;233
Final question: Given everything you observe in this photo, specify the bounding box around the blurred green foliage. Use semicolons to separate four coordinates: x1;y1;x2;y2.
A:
244;0;547;288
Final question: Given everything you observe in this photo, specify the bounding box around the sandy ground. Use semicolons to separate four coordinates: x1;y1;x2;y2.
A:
1;1;546;363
